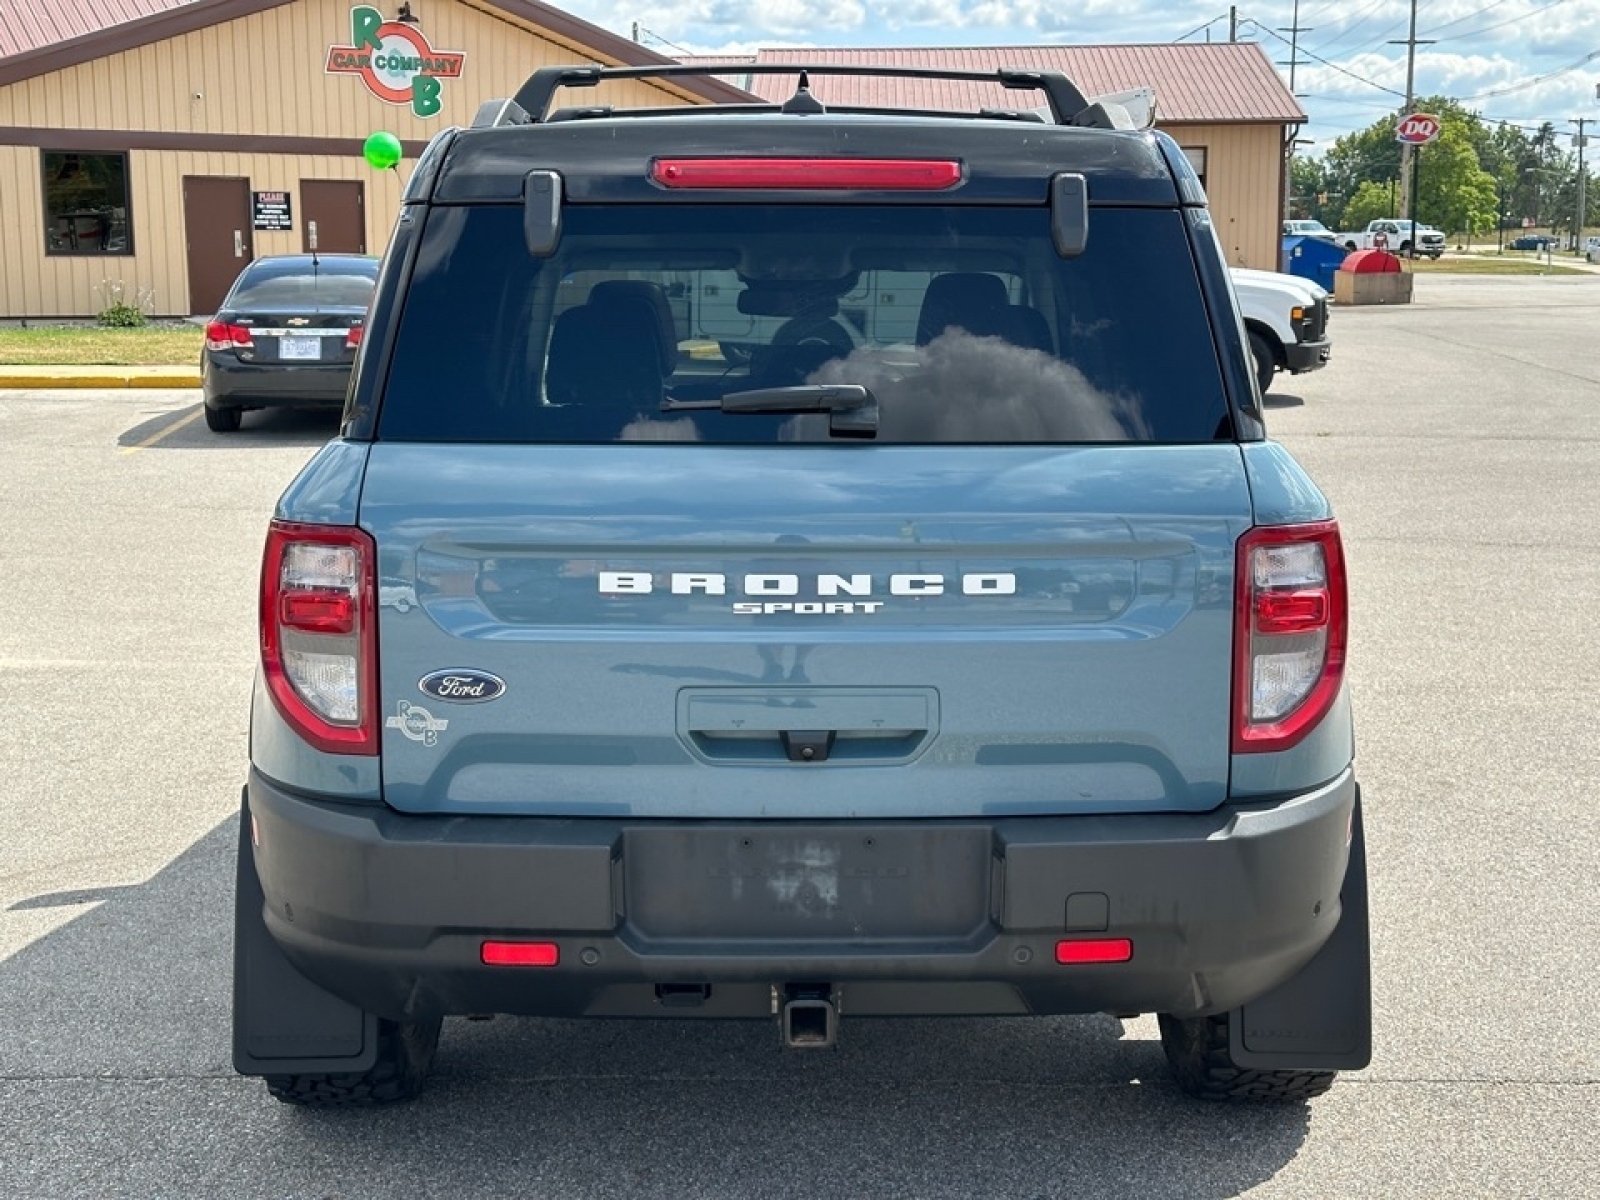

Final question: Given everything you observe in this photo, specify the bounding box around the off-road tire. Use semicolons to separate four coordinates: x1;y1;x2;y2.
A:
263;1016;442;1107
204;403;241;432
1249;330;1277;396
1158;1012;1336;1102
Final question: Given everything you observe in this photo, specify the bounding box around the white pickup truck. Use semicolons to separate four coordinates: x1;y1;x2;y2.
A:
1336;219;1444;258
1230;268;1332;396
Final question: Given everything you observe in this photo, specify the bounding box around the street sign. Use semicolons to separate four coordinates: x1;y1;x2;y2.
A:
1395;114;1442;145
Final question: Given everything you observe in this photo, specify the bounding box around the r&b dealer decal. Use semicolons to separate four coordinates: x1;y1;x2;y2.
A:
327;5;465;117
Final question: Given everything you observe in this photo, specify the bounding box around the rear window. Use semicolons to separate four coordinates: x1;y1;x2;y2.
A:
228;258;377;309
378;205;1228;444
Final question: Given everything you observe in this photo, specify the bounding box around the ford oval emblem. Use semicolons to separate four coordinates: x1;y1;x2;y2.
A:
418;669;507;704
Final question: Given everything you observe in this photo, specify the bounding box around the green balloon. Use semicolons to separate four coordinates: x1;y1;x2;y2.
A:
363;131;402;171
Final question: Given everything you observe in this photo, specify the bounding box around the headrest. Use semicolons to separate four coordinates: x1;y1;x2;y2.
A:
587;280;677;376
546;301;664;409
916;272;1011;344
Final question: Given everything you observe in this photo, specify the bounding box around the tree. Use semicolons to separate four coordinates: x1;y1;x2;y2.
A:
1416;118;1500;236
1342;180;1397;229
1318;99;1515;234
1290;155;1329;220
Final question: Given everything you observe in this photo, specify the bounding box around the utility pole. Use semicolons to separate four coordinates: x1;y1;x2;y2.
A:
1389;0;1435;250
1573;118;1590;252
1229;6;1238;42
1277;0;1312;94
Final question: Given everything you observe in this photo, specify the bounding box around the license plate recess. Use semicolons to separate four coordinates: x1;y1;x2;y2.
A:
622;824;993;943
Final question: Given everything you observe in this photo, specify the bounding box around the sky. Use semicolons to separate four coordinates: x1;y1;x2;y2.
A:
559;0;1600;154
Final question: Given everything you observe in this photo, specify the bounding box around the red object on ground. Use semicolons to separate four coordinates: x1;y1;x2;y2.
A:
1340;249;1402;273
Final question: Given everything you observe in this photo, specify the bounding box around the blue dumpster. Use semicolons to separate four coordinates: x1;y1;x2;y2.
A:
1281;235;1346;293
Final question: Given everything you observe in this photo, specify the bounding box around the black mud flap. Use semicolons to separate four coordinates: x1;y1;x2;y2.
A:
232;787;378;1077
1228;787;1371;1071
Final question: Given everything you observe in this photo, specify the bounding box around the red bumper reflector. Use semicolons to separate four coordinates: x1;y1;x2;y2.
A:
481;941;559;967
651;157;963;191
1055;938;1133;965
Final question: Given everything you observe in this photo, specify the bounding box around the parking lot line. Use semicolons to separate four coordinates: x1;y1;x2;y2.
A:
120;408;201;454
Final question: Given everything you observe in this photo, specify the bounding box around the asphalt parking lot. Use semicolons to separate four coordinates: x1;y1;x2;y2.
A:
2;275;1597;1198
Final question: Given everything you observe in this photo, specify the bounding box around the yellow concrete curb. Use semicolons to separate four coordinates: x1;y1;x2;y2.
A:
0;367;200;389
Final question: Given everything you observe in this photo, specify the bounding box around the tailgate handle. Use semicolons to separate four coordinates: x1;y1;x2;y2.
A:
679;688;937;766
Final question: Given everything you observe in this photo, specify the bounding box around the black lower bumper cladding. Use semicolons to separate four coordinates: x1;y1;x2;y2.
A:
240;768;1358;1030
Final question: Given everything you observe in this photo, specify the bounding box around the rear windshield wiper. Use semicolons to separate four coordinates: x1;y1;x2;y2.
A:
663;384;878;438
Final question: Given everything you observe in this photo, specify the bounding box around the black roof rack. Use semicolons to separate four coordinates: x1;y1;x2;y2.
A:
475;63;1130;130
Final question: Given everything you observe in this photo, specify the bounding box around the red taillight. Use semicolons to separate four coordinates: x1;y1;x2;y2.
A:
481;941;560;967
651;158;963;191
1233;521;1347;753
260;521;377;755
345;325;364;349
204;321;253;352
1055;938;1133;965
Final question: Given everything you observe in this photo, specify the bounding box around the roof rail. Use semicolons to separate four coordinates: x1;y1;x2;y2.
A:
479;63;1126;129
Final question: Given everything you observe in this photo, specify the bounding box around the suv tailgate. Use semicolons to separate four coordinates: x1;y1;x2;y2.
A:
362;443;1250;818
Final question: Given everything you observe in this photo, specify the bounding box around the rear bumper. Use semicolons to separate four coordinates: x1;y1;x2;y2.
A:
202;355;352;408
246;767;1358;1022
1285;337;1331;374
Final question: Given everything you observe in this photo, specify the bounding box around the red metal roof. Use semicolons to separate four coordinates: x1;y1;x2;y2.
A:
0;0;204;59
684;44;1304;125
0;0;752;103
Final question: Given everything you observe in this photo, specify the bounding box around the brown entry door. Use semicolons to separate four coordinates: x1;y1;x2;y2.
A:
301;180;366;254
182;176;252;316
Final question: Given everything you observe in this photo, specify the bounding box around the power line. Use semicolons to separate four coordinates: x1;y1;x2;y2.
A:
1419;0;1513;37
1174;13;1231;41
1458;47;1600;100
1300;0;1394;57
1248;22;1408;96
1431;0;1569;44
629;22;694;57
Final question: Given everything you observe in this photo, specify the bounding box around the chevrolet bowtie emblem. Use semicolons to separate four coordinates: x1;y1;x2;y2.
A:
286;317;310;326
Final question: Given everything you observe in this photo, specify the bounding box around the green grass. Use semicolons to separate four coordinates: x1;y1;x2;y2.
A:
1407;256;1589;276
0;324;202;365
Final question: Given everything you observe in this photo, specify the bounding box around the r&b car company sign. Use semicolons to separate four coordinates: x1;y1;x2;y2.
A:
1395;113;1442;145
327;5;465;117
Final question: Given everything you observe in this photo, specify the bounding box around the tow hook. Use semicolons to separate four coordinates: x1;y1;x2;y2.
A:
779;983;838;1049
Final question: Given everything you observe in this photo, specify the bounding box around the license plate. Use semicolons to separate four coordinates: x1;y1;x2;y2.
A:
279;336;321;361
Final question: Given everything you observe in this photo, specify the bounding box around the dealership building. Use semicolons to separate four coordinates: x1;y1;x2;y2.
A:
0;1;1304;318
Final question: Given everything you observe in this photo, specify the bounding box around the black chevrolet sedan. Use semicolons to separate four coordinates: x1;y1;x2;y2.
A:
201;254;379;432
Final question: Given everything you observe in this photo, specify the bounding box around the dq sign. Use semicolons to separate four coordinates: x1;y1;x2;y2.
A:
1395;114;1442;145
327;6;465;117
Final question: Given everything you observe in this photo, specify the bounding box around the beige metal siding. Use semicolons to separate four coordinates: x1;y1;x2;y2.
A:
4;148;397;316
0;0;706;315
1167;123;1283;271
0;0;702;137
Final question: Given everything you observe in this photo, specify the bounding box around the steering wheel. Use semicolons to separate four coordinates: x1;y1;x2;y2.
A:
771;313;856;357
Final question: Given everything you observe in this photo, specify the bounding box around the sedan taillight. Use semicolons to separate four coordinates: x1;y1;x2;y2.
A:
204;321;254;352
345;324;364;349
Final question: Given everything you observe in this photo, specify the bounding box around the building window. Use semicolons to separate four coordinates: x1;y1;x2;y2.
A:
1179;146;1208;191
42;151;132;256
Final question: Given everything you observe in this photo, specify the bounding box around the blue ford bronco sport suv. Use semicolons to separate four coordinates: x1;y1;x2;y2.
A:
234;63;1370;1106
